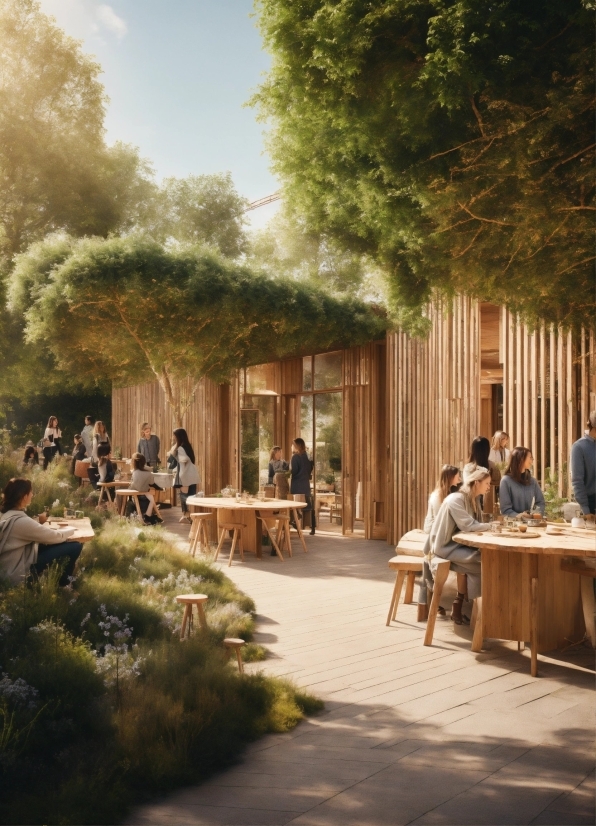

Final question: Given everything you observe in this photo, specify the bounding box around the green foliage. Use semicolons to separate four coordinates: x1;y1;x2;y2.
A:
543;467;568;519
253;0;595;331
0;519;321;824
9;234;387;424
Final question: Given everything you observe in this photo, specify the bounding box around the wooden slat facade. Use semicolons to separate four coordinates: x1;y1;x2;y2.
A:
112;301;595;546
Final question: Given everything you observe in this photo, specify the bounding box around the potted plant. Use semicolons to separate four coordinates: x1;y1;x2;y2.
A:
323;473;335;492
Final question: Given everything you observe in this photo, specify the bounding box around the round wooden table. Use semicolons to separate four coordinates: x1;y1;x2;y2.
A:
455;527;596;676
186;496;307;557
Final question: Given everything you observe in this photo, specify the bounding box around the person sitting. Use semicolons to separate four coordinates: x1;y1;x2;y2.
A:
23;441;39;467
0;478;82;586
488;431;511;464
428;467;492;624
130;453;162;523
463;437;501;513
424;465;461;533
70;434;86;476
137;422;161;468
88;443;114;491
499;447;545;517
268;446;289;499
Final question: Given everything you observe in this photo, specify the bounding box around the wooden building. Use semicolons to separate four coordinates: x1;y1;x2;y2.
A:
113;299;595;545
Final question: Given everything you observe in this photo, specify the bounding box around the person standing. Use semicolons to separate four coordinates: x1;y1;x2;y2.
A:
42;416;62;469
290;438;315;535
168;428;200;523
92;421;110;463
268;446;289;499
137;422;161;468
81;416;94;457
570;410;596;515
488;431;511;464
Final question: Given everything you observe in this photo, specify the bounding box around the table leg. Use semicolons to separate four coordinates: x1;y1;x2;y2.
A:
580;577;596;648
471;597;483;652
530;558;539;676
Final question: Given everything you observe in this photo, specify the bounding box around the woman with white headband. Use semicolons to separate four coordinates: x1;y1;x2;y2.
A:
427;466;492;624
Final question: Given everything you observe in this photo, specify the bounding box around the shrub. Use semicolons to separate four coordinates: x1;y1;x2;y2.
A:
0;518;321;824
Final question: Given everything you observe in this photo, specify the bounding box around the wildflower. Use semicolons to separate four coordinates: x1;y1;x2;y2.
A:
0;674;39;709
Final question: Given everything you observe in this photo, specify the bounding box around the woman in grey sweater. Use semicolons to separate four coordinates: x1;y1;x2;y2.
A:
499;447;545;517
428;467;492;623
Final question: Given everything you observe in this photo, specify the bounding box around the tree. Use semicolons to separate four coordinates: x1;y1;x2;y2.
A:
253;0;595;331
9;235;387;425
150;173;249;258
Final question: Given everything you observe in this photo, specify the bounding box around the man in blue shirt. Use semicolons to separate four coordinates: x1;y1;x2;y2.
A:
570;410;596;515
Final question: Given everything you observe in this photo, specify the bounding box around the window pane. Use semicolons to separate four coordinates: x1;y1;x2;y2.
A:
314;351;342;390
245;363;277;395
315;392;342;491
302;356;312;391
300;395;313;456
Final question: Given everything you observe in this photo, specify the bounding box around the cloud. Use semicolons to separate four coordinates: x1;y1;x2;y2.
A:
96;4;127;39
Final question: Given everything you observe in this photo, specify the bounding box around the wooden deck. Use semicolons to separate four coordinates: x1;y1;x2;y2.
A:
129;508;595;826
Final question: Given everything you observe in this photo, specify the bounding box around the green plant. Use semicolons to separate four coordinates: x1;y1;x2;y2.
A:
543;467;568;519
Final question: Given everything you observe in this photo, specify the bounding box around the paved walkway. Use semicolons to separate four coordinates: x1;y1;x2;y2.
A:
129;515;595;826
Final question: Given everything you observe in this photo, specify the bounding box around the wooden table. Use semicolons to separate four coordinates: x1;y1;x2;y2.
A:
186;496;307;558
455;527;595;676
46;517;95;543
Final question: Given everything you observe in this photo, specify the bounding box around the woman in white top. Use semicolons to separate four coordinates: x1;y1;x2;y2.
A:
168;428;200;523
92;421;110;462
488;431;511;465
130;453;162;523
423;465;462;533
0;478;81;586
43;415;63;469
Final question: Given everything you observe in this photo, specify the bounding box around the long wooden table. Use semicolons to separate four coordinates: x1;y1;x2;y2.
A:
455;527;595;676
46;517;95;543
186;496;307;558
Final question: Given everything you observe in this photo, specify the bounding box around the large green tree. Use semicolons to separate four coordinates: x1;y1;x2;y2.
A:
9;235;387;425
253;0;595;330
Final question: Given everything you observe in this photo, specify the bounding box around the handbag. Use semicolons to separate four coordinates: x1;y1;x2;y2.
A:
167;454;178;470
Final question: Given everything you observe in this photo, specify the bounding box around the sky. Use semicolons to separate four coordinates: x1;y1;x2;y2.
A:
38;0;280;228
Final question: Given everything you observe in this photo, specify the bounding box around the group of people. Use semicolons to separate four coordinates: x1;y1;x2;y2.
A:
422;413;596;625
268;438;316;535
23;416;111;471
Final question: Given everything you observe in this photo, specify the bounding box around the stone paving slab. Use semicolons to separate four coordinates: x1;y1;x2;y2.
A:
128;519;595;826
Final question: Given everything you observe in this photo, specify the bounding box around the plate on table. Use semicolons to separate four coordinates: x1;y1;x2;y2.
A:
500;530;541;539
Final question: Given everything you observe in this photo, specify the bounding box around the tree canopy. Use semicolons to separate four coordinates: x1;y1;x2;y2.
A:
9;235;387;424
253;0;595;331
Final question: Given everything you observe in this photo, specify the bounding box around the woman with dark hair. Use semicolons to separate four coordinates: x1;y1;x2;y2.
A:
130;453;162;523
23;441;40;467
429;467;492;624
88;443;114;490
70;434;86;475
168;428;200;522
42;416;63;469
290;438;315;535
499;447;545;517
463;436;500;511
0;478;82;586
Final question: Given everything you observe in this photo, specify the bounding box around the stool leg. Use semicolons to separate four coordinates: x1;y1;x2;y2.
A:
391;571;407;621
235;648;244;674
133;495;143;518
228;529;238;566
180;604;191;640
404;570;416;604
267;524;284;561
292;508;308;552
386;571;404;626
238;529;244;561
196;602;207;631
215;528;226;562
424;561;450;646
284;521;292;557
200;521;209;553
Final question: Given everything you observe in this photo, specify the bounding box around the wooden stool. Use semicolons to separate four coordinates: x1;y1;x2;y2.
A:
176;594;208;639
258;514;290;561
215;523;246;566
386;555;424;625
189;512;212;556
97;481;127;507
223;637;245;673
561;558;596;647
424;559;451;645
115;489;143;518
